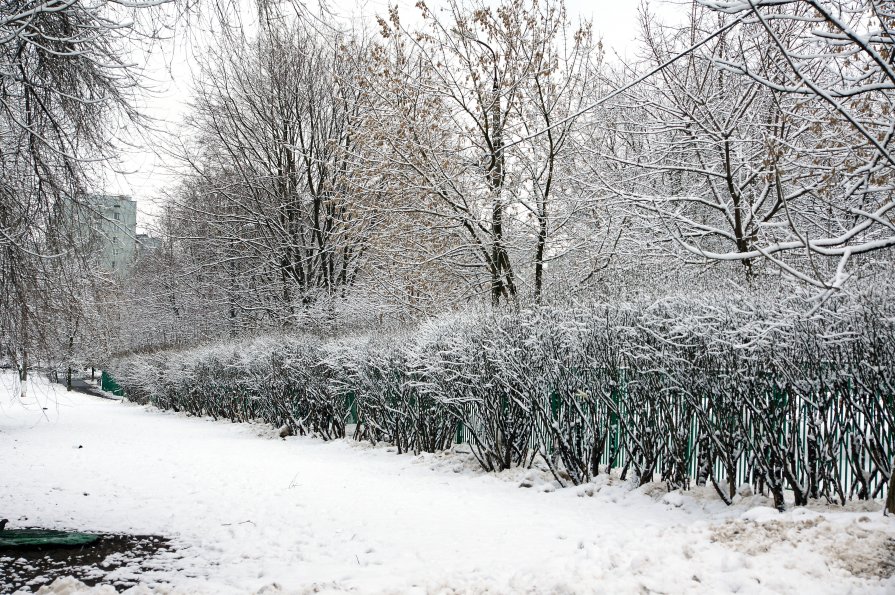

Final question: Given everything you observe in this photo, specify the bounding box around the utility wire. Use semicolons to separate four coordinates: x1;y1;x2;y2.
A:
504;14;748;149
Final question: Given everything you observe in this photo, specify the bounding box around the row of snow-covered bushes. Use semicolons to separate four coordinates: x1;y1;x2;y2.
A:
109;291;895;509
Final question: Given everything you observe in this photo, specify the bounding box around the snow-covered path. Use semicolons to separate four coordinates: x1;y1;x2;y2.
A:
2;377;893;594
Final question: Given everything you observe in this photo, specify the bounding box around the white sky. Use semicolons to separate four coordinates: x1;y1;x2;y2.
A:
109;0;682;230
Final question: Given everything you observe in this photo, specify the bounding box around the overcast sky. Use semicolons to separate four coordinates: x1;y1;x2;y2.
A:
110;0;682;230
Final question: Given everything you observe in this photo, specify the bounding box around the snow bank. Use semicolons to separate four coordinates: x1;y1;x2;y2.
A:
2;376;894;594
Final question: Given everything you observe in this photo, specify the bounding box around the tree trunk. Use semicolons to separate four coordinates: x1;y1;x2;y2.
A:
886;469;895;516
534;210;547;303
67;334;74;391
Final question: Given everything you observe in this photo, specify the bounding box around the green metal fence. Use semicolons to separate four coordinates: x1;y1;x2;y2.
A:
100;371;125;397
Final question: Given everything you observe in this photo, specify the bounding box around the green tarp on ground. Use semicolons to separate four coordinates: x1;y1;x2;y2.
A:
0;529;99;548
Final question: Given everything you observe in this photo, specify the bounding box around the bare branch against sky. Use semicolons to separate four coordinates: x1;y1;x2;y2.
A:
109;0;667;227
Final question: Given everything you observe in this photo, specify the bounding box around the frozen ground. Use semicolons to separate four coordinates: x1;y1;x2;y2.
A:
1;374;894;594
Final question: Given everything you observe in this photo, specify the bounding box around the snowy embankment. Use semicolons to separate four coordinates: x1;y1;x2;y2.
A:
1;375;893;595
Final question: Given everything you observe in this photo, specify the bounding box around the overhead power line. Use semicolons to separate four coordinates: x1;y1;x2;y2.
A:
504;13;748;149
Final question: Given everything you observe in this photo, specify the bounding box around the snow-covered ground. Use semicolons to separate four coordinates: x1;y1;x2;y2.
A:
2;374;893;594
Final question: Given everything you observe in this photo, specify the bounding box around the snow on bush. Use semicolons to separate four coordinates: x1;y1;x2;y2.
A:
108;289;895;510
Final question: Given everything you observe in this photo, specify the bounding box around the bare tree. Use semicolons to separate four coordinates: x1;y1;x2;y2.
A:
161;9;379;335
369;0;599;306
638;0;895;291
1;0;173;384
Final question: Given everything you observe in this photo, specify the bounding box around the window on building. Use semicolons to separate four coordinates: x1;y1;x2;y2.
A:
113;212;120;221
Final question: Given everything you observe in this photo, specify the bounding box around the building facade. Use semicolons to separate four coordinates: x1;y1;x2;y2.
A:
136;233;162;256
87;194;137;275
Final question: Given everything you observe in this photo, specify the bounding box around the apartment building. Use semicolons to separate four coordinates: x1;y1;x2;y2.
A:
87;194;137;275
